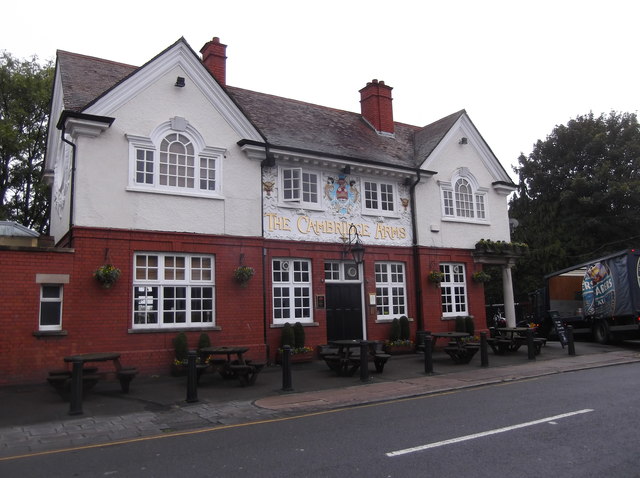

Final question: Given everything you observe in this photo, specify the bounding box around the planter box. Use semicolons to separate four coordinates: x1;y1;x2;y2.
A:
275;350;314;364
384;344;415;355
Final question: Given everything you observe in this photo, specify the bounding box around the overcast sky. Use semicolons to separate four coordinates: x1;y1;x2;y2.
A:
4;0;638;181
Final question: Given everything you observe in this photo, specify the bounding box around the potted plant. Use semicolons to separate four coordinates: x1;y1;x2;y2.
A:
472;270;491;283
384;316;414;354
171;332;189;376
428;270;444;285
276;322;314;363
93;264;121;288
233;265;255;287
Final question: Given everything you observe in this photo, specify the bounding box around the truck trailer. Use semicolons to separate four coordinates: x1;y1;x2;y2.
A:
532;249;640;343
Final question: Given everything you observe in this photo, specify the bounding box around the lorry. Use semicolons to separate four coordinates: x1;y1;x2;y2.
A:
530;249;640;344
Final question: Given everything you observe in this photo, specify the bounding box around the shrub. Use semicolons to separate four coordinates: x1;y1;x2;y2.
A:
390;318;401;342
281;322;295;348
197;333;211;351
399;316;410;341
465;316;475;336
173;332;188;362
293;322;305;348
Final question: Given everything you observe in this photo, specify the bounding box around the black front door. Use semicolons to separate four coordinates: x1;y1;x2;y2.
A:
326;283;363;341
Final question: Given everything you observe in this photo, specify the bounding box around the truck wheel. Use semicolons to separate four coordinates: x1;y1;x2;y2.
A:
593;322;610;344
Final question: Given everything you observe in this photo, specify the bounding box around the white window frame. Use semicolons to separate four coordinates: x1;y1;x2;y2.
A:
279;167;320;208
272;258;313;324
126;119;225;199
439;170;488;223
363;180;396;216
132;252;215;329
324;261;361;282
374;262;407;320
439;263;468;317
39;284;63;331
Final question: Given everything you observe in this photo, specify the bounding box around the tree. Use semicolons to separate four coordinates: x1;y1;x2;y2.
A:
509;111;640;294
0;51;53;233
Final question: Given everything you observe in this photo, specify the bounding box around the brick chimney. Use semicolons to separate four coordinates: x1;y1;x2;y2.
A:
200;37;227;86
359;79;394;135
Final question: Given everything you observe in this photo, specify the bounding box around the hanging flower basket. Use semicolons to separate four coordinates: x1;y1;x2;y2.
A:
233;266;255;287
428;270;444;285
93;264;121;288
472;271;492;283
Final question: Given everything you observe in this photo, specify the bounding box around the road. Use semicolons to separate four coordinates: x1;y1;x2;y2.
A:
2;362;639;477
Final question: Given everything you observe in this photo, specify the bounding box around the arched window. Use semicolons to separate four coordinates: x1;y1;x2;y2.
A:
440;169;487;222
127;117;224;197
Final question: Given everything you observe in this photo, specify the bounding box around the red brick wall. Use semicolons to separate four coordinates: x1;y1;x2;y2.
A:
0;228;486;385
416;247;487;336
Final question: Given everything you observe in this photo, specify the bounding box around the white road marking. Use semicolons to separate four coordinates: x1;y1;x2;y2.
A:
386;409;594;457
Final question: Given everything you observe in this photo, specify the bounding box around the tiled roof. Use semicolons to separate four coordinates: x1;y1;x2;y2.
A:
56;50;463;169
57;51;136;111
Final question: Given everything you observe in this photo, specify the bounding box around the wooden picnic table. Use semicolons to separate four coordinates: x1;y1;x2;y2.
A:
199;346;264;386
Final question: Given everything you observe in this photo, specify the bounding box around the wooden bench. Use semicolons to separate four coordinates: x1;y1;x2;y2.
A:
228;362;265;386
116;367;138;393
47;372;101;398
372;353;391;373
443;345;479;364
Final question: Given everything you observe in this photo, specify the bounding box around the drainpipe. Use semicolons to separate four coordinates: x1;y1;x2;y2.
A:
60;124;77;248
409;170;424;330
260;143;275;363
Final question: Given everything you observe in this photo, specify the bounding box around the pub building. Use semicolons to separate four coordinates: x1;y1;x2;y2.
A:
0;36;516;385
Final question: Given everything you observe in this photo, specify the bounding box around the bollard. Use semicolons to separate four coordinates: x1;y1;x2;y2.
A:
424;334;434;375
526;328;536;360
567;325;576;356
186;350;199;403
69;359;83;415
281;345;293;391
480;332;489;367
360;341;370;382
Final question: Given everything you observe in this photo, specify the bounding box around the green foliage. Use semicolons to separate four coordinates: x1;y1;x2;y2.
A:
173;332;188;362
197;333;211;351
454;316;466;333
465;316;475;336
0;51;53;232
509;111;640;299
399;316;410;341
293;322;305;348
280;322;295;348
390;318;401;342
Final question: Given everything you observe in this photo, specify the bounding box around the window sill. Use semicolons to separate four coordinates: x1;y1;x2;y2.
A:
441;216;490;226
375;317;414;324
270;322;319;328
126;186;224;201
33;330;68;337
128;326;221;334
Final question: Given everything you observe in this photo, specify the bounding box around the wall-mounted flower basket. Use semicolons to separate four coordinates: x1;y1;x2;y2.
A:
472;271;492;283
428;270;444;285
233;265;255;287
93;264;121;289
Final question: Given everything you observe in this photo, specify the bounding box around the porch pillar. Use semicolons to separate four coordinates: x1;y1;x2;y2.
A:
502;265;517;327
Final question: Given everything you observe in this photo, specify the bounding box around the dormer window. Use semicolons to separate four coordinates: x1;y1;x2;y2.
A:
440;169;488;223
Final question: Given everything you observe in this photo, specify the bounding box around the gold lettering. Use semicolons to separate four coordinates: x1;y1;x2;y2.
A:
297;216;309;234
